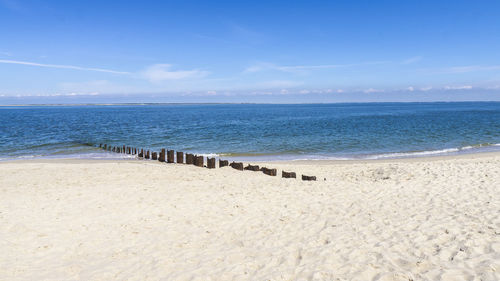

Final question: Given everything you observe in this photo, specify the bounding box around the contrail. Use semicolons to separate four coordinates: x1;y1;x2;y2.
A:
0;59;131;75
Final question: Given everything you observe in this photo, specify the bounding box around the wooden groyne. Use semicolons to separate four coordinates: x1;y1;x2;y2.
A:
96;144;318;181
282;171;296;178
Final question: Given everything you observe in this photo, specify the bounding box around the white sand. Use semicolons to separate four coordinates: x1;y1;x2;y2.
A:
1;153;499;280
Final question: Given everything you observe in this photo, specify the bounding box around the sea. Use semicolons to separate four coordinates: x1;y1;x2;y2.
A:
1;102;499;161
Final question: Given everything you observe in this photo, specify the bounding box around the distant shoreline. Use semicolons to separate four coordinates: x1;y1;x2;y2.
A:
1;100;500;107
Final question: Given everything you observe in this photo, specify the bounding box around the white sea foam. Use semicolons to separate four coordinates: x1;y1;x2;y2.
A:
195;153;220;158
364;143;500;160
263;143;500;161
0;151;137;162
365;148;461;159
3;143;500;162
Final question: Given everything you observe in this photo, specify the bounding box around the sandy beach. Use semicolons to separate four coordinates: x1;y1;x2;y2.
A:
1;153;499;280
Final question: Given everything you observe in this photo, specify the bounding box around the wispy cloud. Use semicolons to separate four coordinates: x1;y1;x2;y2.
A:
58;80;128;94
1;92;100;98
402;56;422;64
363;88;385;93
0;59;131;75
140;64;209;82
254;80;304;88
245;61;389;73
444;85;473;90
0;59;210;84
230;24;265;44
436;65;500;74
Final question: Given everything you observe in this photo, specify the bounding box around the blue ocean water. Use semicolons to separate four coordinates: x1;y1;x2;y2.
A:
1;102;499;161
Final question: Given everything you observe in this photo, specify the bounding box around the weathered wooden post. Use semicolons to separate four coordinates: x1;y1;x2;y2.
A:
302;175;316;181
146;150;150;159
207;157;216;169
138;149;143;157
261;167;277;176
219;160;229;167
112;147;115;152
176;151;184;163
103;144;107;150
186;153;194;165
159;149;165;162
122;145;126;153
195;155;204;167
230;162;244;171
282;171;296;178
99;144;102;148
244;164;260;171
167;150;175;163
152;152;158;160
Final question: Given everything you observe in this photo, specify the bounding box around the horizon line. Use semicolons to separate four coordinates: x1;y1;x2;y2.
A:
1;101;500;107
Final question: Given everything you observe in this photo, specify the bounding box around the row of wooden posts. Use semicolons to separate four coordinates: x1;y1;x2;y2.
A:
98;143;316;181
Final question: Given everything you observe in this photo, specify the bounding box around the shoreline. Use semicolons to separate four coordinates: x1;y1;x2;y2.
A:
2;150;500;165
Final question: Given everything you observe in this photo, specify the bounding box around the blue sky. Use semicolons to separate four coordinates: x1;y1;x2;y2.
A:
1;0;500;103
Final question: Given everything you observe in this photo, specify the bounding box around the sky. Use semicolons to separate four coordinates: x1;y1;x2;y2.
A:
1;0;500;104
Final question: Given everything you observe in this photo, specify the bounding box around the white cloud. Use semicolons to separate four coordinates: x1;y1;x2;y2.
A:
0;59;211;86
255;80;304;88
444;85;473;90
2;92;100;97
420;86;433;91
406;86;414;91
58;80;139;94
0;51;12;57
0;59;131;74
245;61;389;73
402;56;422;64
435;65;500;74
141;64;209;82
363;88;384;93
244;63;275;73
